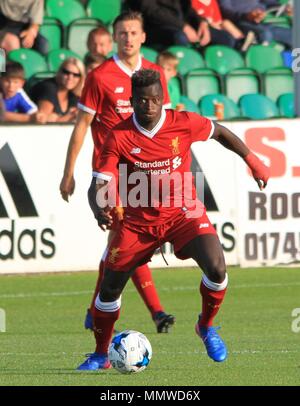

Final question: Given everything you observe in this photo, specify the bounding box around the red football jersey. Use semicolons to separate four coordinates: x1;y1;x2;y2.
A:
191;0;223;25
93;110;214;225
78;54;171;169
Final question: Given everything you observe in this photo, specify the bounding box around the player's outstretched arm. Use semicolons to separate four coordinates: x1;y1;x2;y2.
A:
60;110;94;202
211;122;270;190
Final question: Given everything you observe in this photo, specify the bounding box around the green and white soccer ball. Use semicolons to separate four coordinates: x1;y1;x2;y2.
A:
108;330;152;374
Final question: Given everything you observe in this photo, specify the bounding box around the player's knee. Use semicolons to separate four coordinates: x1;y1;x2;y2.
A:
206;257;226;283
100;284;122;302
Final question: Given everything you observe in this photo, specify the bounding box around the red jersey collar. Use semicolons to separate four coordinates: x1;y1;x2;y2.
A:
132;108;167;139
113;54;142;77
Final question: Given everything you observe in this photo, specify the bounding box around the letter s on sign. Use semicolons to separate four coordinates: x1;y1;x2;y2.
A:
245;128;286;178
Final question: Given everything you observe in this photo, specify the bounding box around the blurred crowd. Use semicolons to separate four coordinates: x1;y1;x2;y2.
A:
0;0;294;123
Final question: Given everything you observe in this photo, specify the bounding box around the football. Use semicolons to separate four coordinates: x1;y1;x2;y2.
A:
108;330;152;374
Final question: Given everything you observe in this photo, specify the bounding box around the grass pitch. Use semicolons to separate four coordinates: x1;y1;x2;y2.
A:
0;267;299;386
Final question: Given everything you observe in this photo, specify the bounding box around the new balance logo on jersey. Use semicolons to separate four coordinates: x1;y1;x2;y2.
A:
114;87;124;93
172;156;182;170
130;147;141;154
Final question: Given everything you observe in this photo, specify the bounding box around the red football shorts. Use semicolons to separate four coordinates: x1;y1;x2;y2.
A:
104;207;216;272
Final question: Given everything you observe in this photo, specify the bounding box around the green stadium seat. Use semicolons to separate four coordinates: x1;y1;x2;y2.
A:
179;95;200;113
46;0;86;26
263;14;291;28
225;68;260;103
246;45;284;73
199;94;241;120
204;45;244;75
40;17;62;52
278;93;295;118
47;49;82;71
269;41;286;53
167;46;205;76
240;93;279;119
8;49;48;79
263;67;293;102
140;46;158;63
186;69;220;104
86;0;121;25
67;18;103;58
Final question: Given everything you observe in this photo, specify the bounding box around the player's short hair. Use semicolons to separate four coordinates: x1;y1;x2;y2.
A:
156;51;179;68
2;61;25;79
132;69;162;93
113;11;144;32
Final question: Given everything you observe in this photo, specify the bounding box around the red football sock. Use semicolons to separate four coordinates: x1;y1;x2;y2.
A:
199;277;227;328
90;260;104;311
131;263;164;318
93;306;120;354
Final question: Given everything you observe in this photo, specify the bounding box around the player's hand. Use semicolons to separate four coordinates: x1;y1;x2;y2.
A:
95;208;113;231
60;175;75;202
244;152;270;191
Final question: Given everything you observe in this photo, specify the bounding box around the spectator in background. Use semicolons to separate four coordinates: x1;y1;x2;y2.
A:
218;0;292;48
30;58;86;123
156;51;184;111
0;94;5;122
126;0;238;49
191;0;256;51
0;61;43;123
0;0;48;55
84;53;106;74
87;27;113;58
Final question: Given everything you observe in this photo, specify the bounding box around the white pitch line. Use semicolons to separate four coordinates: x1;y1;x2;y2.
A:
0;290;92;299
1;281;300;300
1;281;300;299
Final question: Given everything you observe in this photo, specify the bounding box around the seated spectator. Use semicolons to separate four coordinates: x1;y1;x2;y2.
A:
126;0;238;49
191;0;255;51
84;53;106;74
156;51;184;111
0;49;5;72
30;58;85;123
0;0;48;55
219;0;292;49
0;94;5;121
0;61;41;123
87;26;113;57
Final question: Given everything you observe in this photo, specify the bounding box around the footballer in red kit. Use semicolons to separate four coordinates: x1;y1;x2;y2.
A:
60;13;175;371
79;54;170;170
93;109;217;271
86;69;270;368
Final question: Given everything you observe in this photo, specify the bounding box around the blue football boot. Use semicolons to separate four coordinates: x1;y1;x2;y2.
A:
195;316;227;362
77;352;111;371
